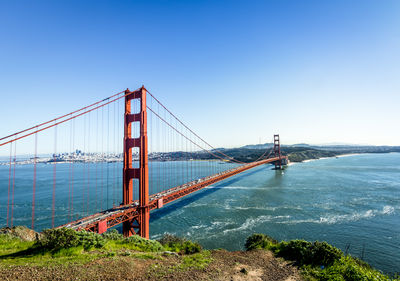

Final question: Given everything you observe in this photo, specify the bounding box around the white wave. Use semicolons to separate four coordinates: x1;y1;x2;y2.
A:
235;206;278;211
211;220;233;227
184;202;209;208
318;209;374;224
191;224;207;230
234;205;303;211
201;220;235;234
382;205;395;215
222;215;291;234
281;206;395;225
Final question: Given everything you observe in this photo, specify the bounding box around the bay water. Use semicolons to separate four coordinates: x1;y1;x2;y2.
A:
149;153;400;274
0;153;399;274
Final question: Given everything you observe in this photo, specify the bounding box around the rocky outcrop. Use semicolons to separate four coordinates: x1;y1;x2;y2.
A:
0;226;42;241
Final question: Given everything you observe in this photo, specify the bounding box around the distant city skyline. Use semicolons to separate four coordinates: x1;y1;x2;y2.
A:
1;0;399;152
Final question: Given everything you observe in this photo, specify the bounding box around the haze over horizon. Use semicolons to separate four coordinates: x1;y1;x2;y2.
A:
1;0;400;149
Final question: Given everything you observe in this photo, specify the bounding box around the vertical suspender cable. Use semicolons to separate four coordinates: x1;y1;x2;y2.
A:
31;129;38;230
7;142;12;227
87;112;91;215
68;116;72;222
118;97;121;203
113;101;115;205
107;103;110;208
101;106;104;210
83;114;86;215
186;127;188;183
157;102;160;193
95;107;98;211
163;107;165;189
51;123;57;228
116;98;119;203
11;139;17;227
71;118;75;219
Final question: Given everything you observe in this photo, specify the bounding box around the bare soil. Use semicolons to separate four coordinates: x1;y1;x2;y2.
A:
0;249;302;281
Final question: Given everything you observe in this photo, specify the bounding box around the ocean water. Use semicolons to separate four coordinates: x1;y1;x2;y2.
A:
0;153;399;274
148;153;400;274
0;160;239;231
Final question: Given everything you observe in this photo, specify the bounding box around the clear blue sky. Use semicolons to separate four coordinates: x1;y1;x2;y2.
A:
1;0;399;149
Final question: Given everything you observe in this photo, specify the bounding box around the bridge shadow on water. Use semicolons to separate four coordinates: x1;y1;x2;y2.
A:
150;165;277;222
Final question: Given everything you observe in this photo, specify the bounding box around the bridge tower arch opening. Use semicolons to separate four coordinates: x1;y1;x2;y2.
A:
122;86;149;239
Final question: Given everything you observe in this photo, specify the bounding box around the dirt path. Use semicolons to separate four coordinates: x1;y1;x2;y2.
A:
0;249;302;281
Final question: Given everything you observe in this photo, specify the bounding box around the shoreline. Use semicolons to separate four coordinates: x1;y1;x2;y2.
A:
288;153;362;166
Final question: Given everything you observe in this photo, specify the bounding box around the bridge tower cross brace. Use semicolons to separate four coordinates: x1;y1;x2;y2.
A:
122;86;150;239
273;134;282;170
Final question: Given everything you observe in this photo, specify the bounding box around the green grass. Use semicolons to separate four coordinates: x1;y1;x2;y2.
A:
146;250;213;279
179;250;212;270
158;234;202;254
0;229;165;267
0;244;99;266
0;235;35;255
0;233;102;266
104;237;164;252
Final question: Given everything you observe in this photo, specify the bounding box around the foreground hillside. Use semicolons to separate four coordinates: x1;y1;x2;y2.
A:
0;227;300;281
0;227;397;281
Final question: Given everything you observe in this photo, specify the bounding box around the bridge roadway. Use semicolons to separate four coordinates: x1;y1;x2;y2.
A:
61;156;287;234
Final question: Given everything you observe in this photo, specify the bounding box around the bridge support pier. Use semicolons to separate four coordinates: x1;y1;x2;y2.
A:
123;86;150;239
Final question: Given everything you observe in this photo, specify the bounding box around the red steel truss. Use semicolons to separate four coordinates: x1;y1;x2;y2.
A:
64;155;287;235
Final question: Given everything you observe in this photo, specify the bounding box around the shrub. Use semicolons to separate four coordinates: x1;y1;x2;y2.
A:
158;234;202;254
38;228;79;250
158;233;185;245
245;233;277;251
101;229;124;241
276;240;312;265
276;240;342;266
38;228;105;251
181;240;202;254
244;233;394;281
311;241;343;267
317;256;391;281
76;231;105;250
124;235;164;252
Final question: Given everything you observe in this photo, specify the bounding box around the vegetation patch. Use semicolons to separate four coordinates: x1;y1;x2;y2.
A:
180;250;212;270
105;232;164;252
245;233;398;281
38;228;106;251
0;234;35;255
0;228;166;267
158;234;202;254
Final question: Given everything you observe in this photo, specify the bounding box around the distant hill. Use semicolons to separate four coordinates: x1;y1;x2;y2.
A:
150;142;400;163
240;143;273;150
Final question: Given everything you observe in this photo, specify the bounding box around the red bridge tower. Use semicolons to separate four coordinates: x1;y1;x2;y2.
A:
122;87;150;239
273;134;282;170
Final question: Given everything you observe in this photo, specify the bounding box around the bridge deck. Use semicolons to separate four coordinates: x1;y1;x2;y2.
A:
61;157;287;233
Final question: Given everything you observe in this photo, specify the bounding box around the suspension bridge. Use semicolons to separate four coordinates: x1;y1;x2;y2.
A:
0;87;287;239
